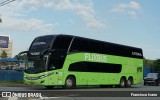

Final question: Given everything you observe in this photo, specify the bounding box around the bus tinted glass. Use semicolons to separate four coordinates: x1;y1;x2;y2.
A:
29;35;54;52
70;37;89;52
69;61;122;73
52;36;72;50
69;37;143;59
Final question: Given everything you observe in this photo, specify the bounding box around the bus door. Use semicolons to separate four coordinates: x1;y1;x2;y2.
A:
47;51;66;85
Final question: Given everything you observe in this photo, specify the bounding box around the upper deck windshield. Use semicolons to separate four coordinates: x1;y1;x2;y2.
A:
25;35;55;74
29;35;55;52
25;35;73;74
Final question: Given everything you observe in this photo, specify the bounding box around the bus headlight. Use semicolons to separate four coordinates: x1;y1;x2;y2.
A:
39;74;48;79
24;72;54;80
39;72;54;79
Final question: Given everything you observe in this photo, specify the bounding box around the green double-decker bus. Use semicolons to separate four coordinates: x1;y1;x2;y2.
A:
18;34;143;89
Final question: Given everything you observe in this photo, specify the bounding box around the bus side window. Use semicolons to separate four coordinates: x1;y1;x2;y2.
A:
49;64;56;70
69;62;88;72
68;61;122;73
137;67;142;73
52;36;72;50
70;38;89;52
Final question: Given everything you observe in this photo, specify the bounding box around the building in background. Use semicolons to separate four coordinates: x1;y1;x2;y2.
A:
0;35;13;58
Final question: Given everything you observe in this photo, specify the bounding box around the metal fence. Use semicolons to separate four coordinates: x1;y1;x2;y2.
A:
143;67;155;77
0;71;24;81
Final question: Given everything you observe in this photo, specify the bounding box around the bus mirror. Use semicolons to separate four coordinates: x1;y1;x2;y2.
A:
17;51;28;60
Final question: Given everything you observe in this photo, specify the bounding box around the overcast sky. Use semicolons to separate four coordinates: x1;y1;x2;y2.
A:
0;0;160;60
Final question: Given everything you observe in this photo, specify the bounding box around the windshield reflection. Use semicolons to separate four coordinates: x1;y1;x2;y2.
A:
29;35;54;52
24;58;46;74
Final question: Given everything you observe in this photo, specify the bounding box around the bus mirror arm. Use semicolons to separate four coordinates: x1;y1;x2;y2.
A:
40;48;53;58
17;51;28;60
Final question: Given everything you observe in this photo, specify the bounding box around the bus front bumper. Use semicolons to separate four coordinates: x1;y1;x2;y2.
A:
24;72;56;86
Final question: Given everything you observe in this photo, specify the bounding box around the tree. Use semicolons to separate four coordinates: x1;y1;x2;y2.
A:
0;50;8;58
14;55;18;59
14;53;27;60
153;59;160;72
144;59;154;68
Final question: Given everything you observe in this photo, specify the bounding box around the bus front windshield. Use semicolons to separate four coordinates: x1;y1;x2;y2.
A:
25;57;48;74
29;35;55;52
25;35;55;74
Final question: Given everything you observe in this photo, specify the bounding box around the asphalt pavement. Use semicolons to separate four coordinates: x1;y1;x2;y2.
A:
0;84;160;100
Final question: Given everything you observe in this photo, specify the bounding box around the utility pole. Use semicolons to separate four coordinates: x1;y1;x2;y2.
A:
0;2;1;23
0;0;15;23
0;17;2;23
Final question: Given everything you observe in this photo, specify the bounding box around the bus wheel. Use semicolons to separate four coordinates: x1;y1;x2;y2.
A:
45;86;54;89
64;76;76;89
126;79;132;88
119;77;126;88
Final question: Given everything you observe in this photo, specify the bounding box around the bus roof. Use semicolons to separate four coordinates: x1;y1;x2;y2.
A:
44;34;142;51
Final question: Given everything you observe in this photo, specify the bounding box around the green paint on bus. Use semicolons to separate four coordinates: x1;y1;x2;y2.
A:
19;34;143;88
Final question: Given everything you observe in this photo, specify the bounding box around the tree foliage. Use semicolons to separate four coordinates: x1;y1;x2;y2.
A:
153;59;160;72
144;59;154;68
15;54;27;60
0;50;8;58
144;59;160;72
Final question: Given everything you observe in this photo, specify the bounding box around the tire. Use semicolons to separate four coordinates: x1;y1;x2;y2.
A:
126;79;132;88
64;76;76;89
144;82;146;85
119;77;126;88
45;86;54;89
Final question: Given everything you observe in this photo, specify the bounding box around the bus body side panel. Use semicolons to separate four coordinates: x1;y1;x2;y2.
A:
24;71;59;86
24;52;143;86
62;59;88;85
63;53;143;86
